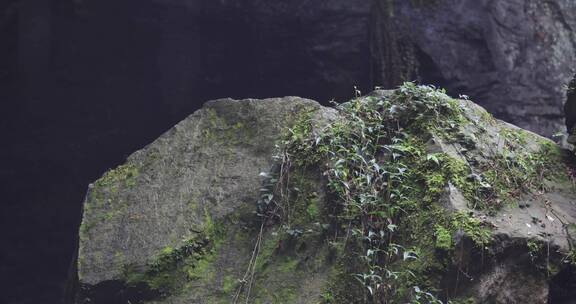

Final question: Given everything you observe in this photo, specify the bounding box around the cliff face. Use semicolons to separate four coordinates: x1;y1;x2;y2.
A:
390;0;576;137
57;0;576;133
198;0;576;136
76;85;576;303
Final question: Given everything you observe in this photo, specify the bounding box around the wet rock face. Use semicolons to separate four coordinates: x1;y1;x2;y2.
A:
392;0;576;137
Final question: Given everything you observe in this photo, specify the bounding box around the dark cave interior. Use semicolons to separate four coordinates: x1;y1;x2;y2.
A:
1;1;374;303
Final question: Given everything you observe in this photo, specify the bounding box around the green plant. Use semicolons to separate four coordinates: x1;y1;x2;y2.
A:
253;82;564;303
527;239;543;261
434;226;452;250
261;83;477;302
450;212;491;246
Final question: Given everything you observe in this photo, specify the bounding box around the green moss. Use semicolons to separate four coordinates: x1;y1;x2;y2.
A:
450;212;491;246
320;257;365;303
448;297;476;304
260;83;535;302
253;230;282;273
185;254;215;281
81;164;142;237
123;235;211;293
94;163;139;190
320;291;335;302
306;201;319;220
425;171;447;196
478;107;496;125
261;83;476;302
527;238;544;261
276;257;299;273
500;128;528;146
474;139;569;211
247;234;315;303
222;275;237;294
425;129;569;213
121;209;225;298
201;108;257;146
282;108;319;166
434;225;452;250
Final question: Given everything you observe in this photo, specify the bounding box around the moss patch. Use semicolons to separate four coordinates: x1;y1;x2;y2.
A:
94;163;139;190
121;210;225;298
201;108;257;146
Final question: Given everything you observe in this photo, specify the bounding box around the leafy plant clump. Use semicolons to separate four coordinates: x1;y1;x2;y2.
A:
257;82;564;303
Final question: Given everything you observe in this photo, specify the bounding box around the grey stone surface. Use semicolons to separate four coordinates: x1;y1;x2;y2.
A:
392;0;576;136
428;98;576;302
442;99;576;252
78;96;337;289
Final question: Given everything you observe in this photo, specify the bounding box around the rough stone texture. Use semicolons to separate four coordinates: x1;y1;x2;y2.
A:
77;91;576;303
192;0;576;136
474;260;549;303
426;98;576;302
77;97;339;302
391;0;576;137
438;99;576;251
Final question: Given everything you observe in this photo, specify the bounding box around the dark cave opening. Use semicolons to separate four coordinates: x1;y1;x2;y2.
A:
76;281;162;304
1;1;371;303
415;45;452;94
564;75;576;134
549;265;576;303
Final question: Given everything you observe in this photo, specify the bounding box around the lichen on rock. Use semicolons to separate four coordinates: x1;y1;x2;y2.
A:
75;84;576;303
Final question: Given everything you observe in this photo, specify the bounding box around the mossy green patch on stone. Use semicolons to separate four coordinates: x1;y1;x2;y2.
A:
221;275;237;294
434;225;452;250
450;212;491;246
94;163;139;190
120;209;226;298
201;107;258;147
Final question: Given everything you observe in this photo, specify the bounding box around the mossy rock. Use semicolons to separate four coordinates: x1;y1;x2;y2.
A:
76;85;576;303
76;97;339;303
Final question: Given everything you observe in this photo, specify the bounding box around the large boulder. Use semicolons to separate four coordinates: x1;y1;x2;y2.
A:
76;85;576;303
76;96;339;303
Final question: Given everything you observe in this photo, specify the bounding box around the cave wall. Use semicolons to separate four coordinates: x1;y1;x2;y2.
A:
2;0;576;303
393;0;576;136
